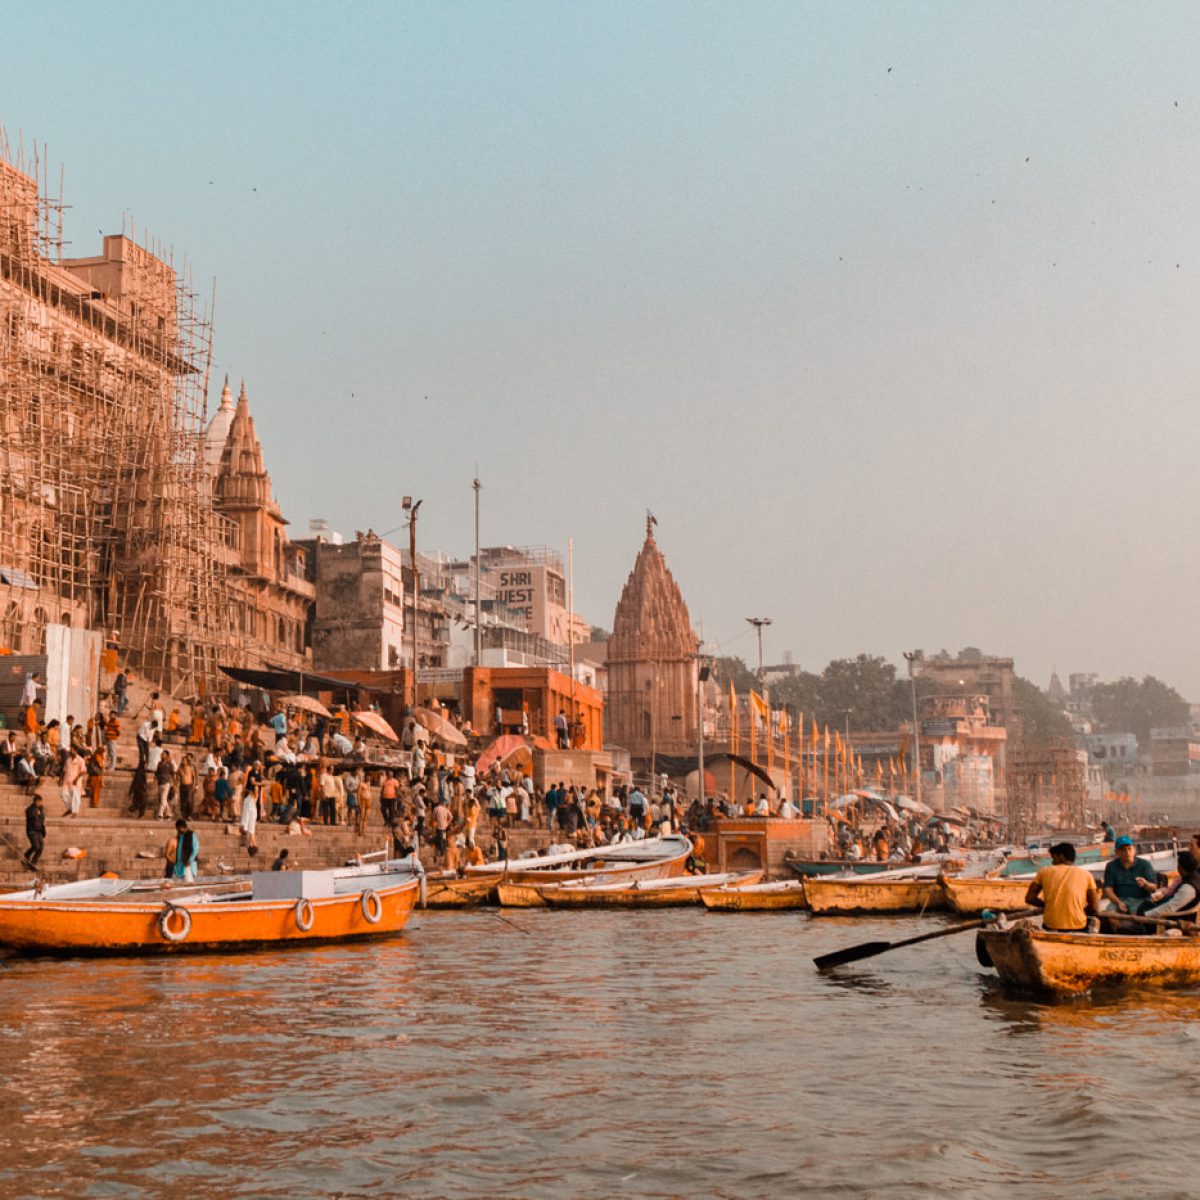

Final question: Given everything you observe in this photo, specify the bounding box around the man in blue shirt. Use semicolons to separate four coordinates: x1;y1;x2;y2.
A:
1101;835;1157;916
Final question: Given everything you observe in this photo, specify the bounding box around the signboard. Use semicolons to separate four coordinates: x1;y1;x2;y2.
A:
417;668;463;684
497;569;535;622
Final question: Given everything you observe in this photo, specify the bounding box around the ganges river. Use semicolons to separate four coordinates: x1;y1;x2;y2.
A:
0;909;1196;1199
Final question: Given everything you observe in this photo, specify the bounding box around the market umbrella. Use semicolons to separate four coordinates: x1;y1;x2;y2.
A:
280;694;332;718
413;706;468;747
352;710;398;742
475;733;551;774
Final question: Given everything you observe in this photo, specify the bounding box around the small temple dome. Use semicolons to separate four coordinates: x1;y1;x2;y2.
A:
203;376;236;473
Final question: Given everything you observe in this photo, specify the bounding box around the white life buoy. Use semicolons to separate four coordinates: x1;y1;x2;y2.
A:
294;898;315;932
158;904;191;943
361;889;383;924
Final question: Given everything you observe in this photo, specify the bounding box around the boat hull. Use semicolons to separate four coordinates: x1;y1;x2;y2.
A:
804;877;943;916
0;879;420;955
939;875;1030;916
785;859;896;878
422;874;500;908
539;871;763;909
700;882;808;911
980;923;1200;996
496;853;690;907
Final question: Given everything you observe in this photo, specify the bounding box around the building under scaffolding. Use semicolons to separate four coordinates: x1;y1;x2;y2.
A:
1005;738;1089;840
0;137;308;695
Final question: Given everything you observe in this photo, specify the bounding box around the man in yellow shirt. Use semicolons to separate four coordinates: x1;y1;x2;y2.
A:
1025;843;1100;932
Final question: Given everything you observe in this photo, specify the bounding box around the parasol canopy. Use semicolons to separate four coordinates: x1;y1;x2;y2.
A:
352;711;398;742
413;706;468;747
280;694;332;718
475;732;551;775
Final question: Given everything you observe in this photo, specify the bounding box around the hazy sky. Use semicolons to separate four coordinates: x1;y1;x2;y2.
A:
5;2;1200;694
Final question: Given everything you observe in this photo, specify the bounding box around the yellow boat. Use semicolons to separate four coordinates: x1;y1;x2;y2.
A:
804;875;944;916
938;874;1030;916
496;882;554;908
979;920;1200;996
467;835;691;887
493;837;693;907
700;880;808;912
422;873;500;908
538;870;762;909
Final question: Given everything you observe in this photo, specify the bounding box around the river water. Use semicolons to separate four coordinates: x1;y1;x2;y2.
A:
0;909;1196;1199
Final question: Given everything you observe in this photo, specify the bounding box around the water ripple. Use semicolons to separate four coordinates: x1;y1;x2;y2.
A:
0;911;1196;1197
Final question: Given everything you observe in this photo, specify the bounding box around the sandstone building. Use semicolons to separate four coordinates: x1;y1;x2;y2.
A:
0;144;310;691
605;520;699;760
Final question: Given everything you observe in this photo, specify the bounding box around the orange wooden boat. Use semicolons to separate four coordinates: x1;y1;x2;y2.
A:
803;874;944;916
536;870;763;909
488;836;693;907
979;919;1200;996
467;835;692;888
0;867;421;954
422;872;500;908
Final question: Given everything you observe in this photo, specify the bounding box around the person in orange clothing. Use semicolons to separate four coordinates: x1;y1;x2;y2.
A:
86;746;105;808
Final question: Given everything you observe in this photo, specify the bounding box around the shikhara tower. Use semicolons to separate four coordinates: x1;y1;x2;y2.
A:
606;518;699;761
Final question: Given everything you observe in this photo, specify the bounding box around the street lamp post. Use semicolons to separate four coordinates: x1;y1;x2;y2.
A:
472;475;481;666
404;496;422;708
904;650;923;809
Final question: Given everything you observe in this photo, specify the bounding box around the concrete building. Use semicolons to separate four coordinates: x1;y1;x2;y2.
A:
1084;732;1138;770
299;530;448;675
919;693;1008;815
915;654;1018;733
605;520;698;761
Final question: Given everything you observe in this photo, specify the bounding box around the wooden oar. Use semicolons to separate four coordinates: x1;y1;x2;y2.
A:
813;909;1038;970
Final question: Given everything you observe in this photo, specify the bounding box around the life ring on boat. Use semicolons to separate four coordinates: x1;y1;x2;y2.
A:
294;898;315;932
159;903;191;943
361;889;383;924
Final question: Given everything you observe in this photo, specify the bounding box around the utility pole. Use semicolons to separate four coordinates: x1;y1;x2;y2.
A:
568;537;576;746
473;474;481;666
404;497;422;709
696;643;710;806
904;650;923;809
746;617;772;697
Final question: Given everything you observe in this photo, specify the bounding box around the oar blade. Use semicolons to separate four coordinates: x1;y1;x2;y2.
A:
813;941;891;970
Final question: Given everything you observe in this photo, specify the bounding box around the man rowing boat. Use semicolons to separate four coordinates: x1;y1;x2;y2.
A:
1024;842;1100;933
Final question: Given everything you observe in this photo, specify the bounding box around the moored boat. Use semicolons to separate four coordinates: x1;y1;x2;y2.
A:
489;836;693;906
978;919;1200;996
469;835;692;887
804;874;944;916
422;872;500;908
537;870;762;909
938;874;1030;916
0;864;422;955
784;858;898;878
700;879;808;912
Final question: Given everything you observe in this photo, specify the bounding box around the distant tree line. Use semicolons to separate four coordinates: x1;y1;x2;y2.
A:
713;647;1076;740
1088;676;1190;747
